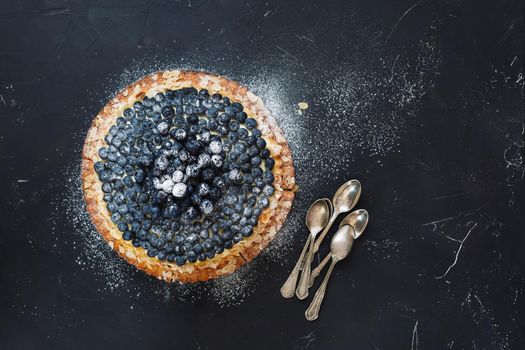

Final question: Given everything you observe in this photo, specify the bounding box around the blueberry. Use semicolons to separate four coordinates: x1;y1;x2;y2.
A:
102;183;112;193
236;111;248;123
157;250;167;261
186;251;197;263
150;206;161;218
124;108;135;119
186;163;200;178
239;153;251;163
107;202;116;213
123;176;134;187
259;196;270;208
201;168;215;181
256;137;267;149
206;107;218;118
137;229;147;240
245;118;257;129
111;212;122;222
155;92;165;102
264;171;275;184
228;169;243;184
98;147;108;159
219;219;232;231
187;114;199;125
174;255;186;266
251;156;262;167
196;253;205;261
241;227;253;237
217;125;228;135
199;200;214;215
99;171;112;183
207;120;218;131
147;248;158;257
245;135;256;146
260;149;271;159
252;129;262;137
265;158;275;169
199;89;209;98
209;140;223;154
134;169;145;182
233;142;246;153
218;113;230;125
233;234;243;243
94;161;105;173
123;230;135;241
185;139;201;155
247;146;259;158
133;101;143;111
224;105;237;115
222;230;233;240
196;183;210;197
174;128;187;141
263;185;274;196
237;128;249;140
224;240;233;249
214;245;224;254
203;239;213;250
212;176;225;188
119;144;131;156
193;243;204;255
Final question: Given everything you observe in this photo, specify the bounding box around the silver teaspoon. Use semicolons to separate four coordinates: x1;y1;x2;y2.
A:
295;201;330;299
305;225;355;321
280;198;330;299
313;179;361;253
309;209;369;287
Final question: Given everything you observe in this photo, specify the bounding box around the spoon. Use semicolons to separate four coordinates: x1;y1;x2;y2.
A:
280;198;330;299
305;225;355;321
309;209;369;287
295;201;331;299
313;180;361;253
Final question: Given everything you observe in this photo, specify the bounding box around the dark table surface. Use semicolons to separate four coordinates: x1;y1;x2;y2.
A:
1;0;524;349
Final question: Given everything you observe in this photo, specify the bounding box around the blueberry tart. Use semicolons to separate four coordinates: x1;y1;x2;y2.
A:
81;70;296;283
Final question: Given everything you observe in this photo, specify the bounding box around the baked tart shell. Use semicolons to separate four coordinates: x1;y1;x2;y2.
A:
81;70;296;283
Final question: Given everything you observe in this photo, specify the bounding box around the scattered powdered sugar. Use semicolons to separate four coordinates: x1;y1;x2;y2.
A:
55;28;441;306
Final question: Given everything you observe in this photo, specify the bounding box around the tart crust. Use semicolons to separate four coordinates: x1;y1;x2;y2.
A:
81;70;296;283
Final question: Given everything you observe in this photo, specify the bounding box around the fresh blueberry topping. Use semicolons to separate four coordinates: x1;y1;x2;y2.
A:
94;87;278;265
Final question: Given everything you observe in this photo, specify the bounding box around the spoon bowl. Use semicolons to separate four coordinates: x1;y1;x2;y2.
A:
339;209;369;239
313;179;361;252
330;225;355;261
332;179;361;214
306;199;331;235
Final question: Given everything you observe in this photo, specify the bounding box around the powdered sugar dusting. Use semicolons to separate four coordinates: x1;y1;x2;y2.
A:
54;28;441;306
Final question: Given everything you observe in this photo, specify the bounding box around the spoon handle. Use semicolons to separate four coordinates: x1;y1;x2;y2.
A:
313;213;337;253
309;252;331;287
305;259;337;321
280;235;311;298
295;235;315;299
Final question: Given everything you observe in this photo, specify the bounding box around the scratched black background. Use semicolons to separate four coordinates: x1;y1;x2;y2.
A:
1;0;524;349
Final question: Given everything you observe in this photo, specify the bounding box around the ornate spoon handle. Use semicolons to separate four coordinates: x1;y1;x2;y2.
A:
309;252;331;287
295;235;315;299
280;235;311;298
313;213;337;253
305;258;337;321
